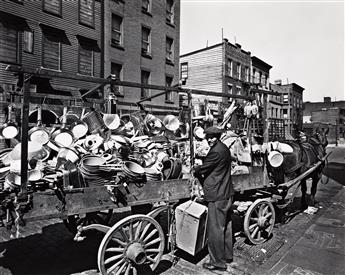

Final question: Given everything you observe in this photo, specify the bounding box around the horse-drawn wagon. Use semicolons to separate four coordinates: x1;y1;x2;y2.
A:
0;68;330;275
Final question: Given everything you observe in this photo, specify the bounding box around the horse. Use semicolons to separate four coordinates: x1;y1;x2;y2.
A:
266;127;329;209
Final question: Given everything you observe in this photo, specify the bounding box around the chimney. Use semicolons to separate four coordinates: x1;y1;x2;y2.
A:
235;43;241;49
223;38;228;43
274;79;282;85
324;97;331;103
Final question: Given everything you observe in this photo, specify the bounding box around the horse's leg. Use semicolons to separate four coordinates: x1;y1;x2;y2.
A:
310;173;320;207
300;179;308;210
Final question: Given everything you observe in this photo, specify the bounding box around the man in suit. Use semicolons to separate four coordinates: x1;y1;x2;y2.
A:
194;126;234;272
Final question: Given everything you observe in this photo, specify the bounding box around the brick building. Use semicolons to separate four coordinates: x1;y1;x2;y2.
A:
303;97;345;143
104;0;181;115
271;81;304;137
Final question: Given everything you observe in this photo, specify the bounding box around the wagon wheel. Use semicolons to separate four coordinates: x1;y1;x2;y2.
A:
98;214;165;275
243;199;275;245
63;210;113;235
147;205;175;252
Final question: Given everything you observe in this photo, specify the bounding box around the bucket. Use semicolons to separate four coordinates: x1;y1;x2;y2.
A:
82;110;105;133
192;103;205;119
268;151;284;168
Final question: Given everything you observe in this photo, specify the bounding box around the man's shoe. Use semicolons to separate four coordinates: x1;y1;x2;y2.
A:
225;258;233;263
202;262;227;272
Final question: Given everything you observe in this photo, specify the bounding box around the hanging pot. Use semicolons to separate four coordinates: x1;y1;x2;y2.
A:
192;103;206;120
52;106;74;147
82;110;105;134
71;107;88;140
28;106;51;145
1;105;18;139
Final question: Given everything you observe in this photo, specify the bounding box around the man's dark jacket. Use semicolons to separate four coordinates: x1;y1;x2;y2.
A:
194;140;233;202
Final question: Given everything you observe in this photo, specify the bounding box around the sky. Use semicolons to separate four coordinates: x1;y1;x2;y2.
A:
180;0;344;103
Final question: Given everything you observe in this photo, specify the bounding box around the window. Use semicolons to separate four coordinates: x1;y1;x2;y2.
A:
237;63;241;79
111;14;123;46
0;23;19;64
180;62;188;79
43;0;62;16
227;59;232;76
78;41;94;76
245;67;249;82
42;33;61;71
166;37;173;62
283;94;288;103
283;109;288;119
79;0;94;27
166;0;174;24
111;62;123;95
141;70;150;98
141;26;151;55
227;83;233;101
23;30;34;53
165;76;173;102
142;0;151;13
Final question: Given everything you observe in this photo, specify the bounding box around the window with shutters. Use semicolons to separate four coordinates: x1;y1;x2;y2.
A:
23;30;34;53
111;14;123;46
0;23;19;64
78;43;94;76
141;70;150;98
42;33;61;71
165;76;173;102
166;0;174;24
43;0;62;16
166;37;173;62
141;26;151;55
79;0;94;27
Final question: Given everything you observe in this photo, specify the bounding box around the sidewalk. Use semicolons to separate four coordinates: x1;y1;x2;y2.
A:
267;187;345;275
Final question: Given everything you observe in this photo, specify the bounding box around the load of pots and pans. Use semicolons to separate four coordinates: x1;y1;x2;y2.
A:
0;105;192;192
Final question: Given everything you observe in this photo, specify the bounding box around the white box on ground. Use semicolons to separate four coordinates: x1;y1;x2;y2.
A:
175;200;208;255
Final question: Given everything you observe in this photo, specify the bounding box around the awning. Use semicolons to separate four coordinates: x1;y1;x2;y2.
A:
0;11;30;30
39;23;70;44
76;35;101;52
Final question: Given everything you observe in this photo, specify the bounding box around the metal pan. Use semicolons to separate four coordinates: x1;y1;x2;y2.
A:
52;106;74;147
71;107;88;140
1;105;18;139
28;106;50;145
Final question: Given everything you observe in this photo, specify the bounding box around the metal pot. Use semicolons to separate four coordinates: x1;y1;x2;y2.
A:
82;110;105;134
1;105;18;139
71;108;88;140
28;106;50;145
52;107;74;147
57;147;80;163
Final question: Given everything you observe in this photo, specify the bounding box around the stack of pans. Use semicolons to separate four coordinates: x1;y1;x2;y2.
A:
144;167;162;182
79;155;114;186
122;161;146;183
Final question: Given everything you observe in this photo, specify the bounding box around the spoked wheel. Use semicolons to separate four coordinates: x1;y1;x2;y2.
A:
147;205;175;252
63;210;113;235
98;214;165;275
243;199;275;245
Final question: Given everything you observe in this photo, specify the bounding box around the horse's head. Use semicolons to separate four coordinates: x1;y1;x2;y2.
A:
311;127;328;147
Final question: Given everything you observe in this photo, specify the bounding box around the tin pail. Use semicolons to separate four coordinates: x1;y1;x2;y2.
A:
82;110;105;133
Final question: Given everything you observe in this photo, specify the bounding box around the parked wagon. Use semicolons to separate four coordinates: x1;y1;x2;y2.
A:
0;67;330;275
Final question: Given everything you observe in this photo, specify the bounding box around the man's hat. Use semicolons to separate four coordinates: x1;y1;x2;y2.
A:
204;126;222;138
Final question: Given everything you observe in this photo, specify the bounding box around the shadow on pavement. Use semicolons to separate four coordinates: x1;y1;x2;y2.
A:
322;162;345;185
0;223;102;275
